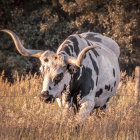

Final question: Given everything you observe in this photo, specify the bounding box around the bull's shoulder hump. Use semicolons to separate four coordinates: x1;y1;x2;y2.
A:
57;34;80;56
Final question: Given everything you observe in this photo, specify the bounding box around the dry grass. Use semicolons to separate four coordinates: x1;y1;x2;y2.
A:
0;72;140;140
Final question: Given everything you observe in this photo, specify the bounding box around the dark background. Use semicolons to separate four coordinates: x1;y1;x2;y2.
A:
0;0;139;81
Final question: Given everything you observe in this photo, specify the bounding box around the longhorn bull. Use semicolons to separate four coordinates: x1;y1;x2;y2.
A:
1;29;120;124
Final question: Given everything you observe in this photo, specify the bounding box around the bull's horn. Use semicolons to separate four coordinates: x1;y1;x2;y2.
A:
1;29;44;58
67;46;101;67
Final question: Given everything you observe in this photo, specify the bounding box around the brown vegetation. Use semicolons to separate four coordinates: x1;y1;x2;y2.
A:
0;72;140;139
0;0;139;79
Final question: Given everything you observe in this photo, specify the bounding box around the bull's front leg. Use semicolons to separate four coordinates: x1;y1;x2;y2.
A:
57;92;74;117
75;96;95;125
56;85;71;108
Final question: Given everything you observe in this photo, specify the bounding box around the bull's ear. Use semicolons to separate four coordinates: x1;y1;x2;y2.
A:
67;64;79;74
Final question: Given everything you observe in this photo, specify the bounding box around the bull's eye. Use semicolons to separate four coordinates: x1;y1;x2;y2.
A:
53;73;63;85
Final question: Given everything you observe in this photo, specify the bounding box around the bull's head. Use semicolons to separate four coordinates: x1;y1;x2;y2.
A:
1;29;100;103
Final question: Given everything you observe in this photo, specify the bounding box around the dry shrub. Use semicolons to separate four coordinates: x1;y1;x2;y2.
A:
0;72;140;140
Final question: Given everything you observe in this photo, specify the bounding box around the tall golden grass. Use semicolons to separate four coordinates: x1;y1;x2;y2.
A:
0;72;140;140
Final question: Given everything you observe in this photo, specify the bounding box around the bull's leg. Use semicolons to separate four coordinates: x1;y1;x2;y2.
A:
62;93;75;117
57;93;74;117
56;92;71;108
56;95;69;109
56;98;62;108
75;98;95;125
56;97;69;119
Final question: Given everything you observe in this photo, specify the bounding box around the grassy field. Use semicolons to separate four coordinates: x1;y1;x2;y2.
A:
0;72;140;140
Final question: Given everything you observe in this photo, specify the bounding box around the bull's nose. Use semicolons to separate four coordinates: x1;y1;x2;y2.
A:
39;91;48;101
39;91;55;103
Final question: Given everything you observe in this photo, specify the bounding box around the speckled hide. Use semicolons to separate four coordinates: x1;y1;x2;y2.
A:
40;32;120;123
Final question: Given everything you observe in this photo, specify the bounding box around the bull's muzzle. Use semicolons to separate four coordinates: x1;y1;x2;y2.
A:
39;91;55;103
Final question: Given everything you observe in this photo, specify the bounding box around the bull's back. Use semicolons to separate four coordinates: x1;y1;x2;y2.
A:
58;32;120;59
58;32;120;81
80;32;120;58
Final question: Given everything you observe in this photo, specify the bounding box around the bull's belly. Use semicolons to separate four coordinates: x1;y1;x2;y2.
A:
94;88;117;108
94;67;120;108
94;95;111;107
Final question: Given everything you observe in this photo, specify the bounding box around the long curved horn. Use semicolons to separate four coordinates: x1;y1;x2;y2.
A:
67;46;101;67
0;29;44;58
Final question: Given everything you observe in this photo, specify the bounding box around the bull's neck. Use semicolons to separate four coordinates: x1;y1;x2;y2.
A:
69;67;82;96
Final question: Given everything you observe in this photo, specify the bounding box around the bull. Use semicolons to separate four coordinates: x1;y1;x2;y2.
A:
1;29;120;124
